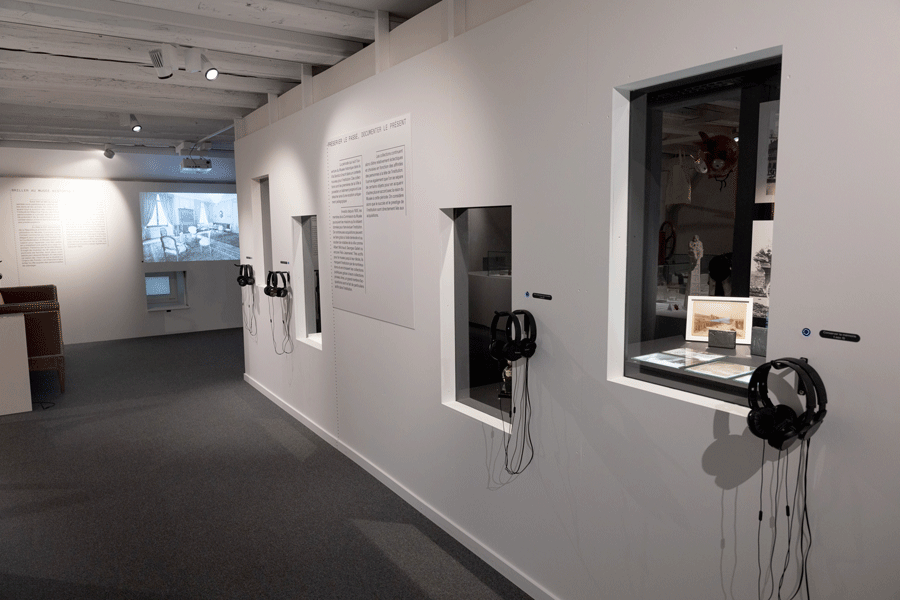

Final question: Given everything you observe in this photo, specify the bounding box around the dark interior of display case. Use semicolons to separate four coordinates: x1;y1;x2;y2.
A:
625;59;780;403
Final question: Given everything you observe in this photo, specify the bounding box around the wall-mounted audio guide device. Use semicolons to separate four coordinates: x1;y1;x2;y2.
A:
265;270;293;355
748;357;827;599
747;357;827;451
235;264;255;287
489;309;539;475
235;264;257;336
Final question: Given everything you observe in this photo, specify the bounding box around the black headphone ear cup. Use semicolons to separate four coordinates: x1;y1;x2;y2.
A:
519;339;536;358
747;406;776;439
772;403;797;425
488;312;509;362
247;274;255;285
504;313;522;361
513;309;537;358
804;409;826;439
769;405;800;450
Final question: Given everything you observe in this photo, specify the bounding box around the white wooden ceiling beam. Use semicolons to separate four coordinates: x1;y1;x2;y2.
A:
0;0;364;65
0;88;249;120
0;126;235;150
0;132;233;150
0;22;307;80
447;0;465;40
375;10;390;74
0;69;267;109
109;0;403;41
0;50;295;96
0;103;230;131
301;64;313;109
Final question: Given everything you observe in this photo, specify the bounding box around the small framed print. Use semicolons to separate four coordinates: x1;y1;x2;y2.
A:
685;296;754;344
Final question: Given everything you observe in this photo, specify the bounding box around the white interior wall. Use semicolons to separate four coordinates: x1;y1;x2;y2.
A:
236;1;900;599
0;148;240;344
0;146;235;183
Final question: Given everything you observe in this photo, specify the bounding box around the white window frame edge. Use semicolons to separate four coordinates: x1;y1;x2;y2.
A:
292;215;323;351
438;208;511;434
606;46;782;418
146;271;189;312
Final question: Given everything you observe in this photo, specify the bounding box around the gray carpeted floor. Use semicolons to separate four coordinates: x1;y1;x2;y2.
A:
1;328;532;600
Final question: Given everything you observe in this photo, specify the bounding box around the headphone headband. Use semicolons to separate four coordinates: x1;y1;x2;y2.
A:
777;357;827;433
505;311;521;345
512;310;536;342
490;311;510;342
747;357;827;446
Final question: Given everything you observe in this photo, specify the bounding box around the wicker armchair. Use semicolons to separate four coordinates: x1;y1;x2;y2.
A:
0;285;65;392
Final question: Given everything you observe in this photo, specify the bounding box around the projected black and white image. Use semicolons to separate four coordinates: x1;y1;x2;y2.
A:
141;193;239;262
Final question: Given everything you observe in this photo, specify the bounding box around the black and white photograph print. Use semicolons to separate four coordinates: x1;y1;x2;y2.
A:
749;220;773;320
685;296;753;344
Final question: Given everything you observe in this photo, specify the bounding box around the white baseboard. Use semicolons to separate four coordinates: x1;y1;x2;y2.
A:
243;372;558;600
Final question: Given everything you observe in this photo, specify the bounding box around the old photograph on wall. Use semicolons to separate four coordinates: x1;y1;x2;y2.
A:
685;296;753;344
749;220;773;320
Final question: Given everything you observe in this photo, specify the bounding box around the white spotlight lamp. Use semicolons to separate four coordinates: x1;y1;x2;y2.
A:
148;44;177;79
201;54;218;80
130;114;142;133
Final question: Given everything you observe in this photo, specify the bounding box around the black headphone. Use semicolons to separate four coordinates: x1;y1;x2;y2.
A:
264;271;290;298
747;357;827;451
237;264;255;287
489;311;521;362
275;271;289;298
512;309;537;358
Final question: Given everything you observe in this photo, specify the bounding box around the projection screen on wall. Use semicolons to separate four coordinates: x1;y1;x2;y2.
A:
140;192;239;263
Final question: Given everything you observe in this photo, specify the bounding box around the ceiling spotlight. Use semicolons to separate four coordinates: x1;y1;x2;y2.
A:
149;44;177;79
201;54;218;80
103;144;115;159
130;114;142;132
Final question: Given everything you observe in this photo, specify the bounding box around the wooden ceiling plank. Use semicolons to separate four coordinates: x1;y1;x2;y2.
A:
0;124;232;143
0;49;295;95
0;88;249;120
0;131;210;147
110;0;378;41
0;0;363;64
0;22;307;80
0;69;267;109
0;103;232;129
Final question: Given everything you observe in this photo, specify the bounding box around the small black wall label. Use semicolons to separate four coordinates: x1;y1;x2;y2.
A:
531;293;552;301
819;330;860;343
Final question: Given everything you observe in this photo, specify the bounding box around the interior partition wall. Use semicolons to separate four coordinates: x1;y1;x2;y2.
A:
234;1;900;599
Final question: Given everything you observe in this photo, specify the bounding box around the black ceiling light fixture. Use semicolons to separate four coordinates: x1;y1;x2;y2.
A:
103;144;115;159
130;114;142;132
